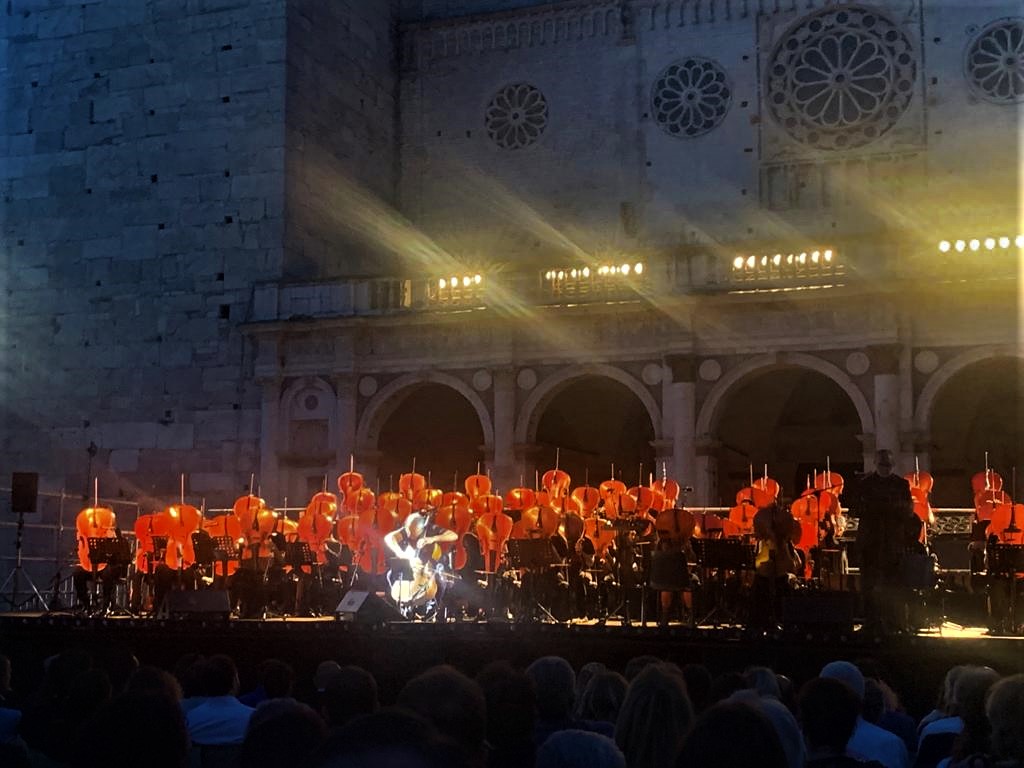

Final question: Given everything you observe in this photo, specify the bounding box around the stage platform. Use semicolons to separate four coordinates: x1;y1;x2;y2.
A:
1;612;1021;718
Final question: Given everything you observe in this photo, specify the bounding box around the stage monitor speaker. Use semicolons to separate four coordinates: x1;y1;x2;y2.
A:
335;590;402;623
783;591;856;630
11;472;38;515
165;590;230;619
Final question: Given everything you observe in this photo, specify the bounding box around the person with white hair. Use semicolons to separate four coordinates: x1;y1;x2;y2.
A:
819;662;908;768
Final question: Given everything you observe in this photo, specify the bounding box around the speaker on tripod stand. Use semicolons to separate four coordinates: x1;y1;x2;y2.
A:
1;472;47;610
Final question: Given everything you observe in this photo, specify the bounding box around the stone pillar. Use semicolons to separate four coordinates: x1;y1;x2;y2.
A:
515;443;542;490
664;355;698;496
871;345;901;471
333;374;358;472
694;437;721;508
258;377;282;503
490;368;516;494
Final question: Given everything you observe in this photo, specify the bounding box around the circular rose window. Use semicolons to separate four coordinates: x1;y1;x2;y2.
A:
965;18;1024;104
651;57;732;138
766;5;917;150
485;83;549;150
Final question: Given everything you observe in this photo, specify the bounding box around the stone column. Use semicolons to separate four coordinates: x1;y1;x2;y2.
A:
515;443;542;490
490;368;517;494
664;355;698;495
333;374;357;472
871;345;901;470
258;377;282;503
694;437;721;508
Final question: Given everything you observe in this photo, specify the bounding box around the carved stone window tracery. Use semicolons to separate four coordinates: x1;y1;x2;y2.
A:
651;57;732;138
966;18;1024;104
485;83;548;150
766;5;917;151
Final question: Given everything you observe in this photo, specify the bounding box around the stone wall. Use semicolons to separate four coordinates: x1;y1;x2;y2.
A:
284;0;399;279
1;0;289;522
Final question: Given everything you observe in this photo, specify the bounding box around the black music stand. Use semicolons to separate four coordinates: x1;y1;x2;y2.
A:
88;537;132;615
285;542;314;571
506;538;559;623
988;544;1024;635
694;539;756;626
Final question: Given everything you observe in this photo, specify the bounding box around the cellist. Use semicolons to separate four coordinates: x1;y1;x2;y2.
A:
383;511;458;619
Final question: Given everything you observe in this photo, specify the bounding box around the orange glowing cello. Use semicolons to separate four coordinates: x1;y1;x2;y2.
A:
160;476;202;571
202;510;243;578
297;481;340;569
76;480;117;573
435;483;472;571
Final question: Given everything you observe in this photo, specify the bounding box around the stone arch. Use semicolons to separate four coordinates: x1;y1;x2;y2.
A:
695;352;875;438
914;345;1020;435
515;363;663;445
356;371;495;452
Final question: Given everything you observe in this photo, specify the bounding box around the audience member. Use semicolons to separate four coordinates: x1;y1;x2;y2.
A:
677;700;789;768
240;698;327;768
321;665;379;731
682;664;713;714
126;666;182;701
944;667;1001;768
74;691;189;768
574;661;606;716
746;665;783;699
185;655;254;746
579;670;627;725
986;674;1024;767
919;667;968;736
709;671;747;704
730;688;805;768
315;707;466;768
800;677;884;768
820;661;909;768
239;658;295;707
537;729;626;768
173;653;207;713
527;656;613;745
615;663;694;768
397;664;487;767
623;655;660;682
918;667;1000;768
476;661;536;768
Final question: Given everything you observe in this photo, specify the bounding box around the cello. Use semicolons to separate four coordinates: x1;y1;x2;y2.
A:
435;491;472;571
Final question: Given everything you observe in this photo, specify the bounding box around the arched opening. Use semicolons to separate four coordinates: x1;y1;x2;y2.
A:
714;368;862;506
534;376;656;488
929;357;1024;507
376;384;485;492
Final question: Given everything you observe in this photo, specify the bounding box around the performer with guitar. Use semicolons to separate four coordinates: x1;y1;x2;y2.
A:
383;512;458;619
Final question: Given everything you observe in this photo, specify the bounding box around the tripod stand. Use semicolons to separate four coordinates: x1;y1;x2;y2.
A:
1;507;47;610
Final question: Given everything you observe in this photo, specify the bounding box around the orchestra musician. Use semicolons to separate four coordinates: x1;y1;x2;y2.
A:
383;512;458;619
854;449;917;633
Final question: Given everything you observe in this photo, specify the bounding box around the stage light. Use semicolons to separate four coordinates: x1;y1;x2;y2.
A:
955;240;966;252
1016;235;1024;248
787;254;794;264
969;239;980;251
570;269;578;278
581;267;590;278
999;237;1011;248
557;270;565;280
985;238;996;250
811;251;819;264
461;276;470;287
760;256;767;267
746;256;755;268
621;263;630;274
772;254;782;266
798;253;806;264
634;263;643;274
438;278;447;289
474;274;481;284
733;257;744;269
450;276;457;286
938;240;951;253
824;249;833;261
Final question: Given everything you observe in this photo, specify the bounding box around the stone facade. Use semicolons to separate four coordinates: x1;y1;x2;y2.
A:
0;1;1020;586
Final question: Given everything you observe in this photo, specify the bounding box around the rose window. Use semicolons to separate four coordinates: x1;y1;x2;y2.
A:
651;57;732;138
485;83;548;150
966;19;1024;104
766;5;917;150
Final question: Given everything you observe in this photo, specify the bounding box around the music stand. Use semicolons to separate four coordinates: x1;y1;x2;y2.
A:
88;537;132;615
989;544;1024;634
506;538;559;623
693;539;756;626
285;542;314;571
191;531;216;568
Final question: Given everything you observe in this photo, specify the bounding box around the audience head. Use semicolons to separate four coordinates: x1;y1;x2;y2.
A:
476;661;536;750
579;670;628;724
126;666;182;701
527;656;577;721
575;661;606;713
255;658;294;699
241;698;327;768
820;660;865;701
710;671;747;704
199;654;239;697
937;664;969;714
64;668;112;724
677;701;788;768
863;678;885;724
0;654;11;692
987;674;1024;763
173;653;205;699
537;729;626;768
799;677;861;754
682;664;712;713
38;649;91;702
316;707;462;768
315;660;342;692
322;665;379;729
949;666;1001;760
744;666;781;699
624;655;661;682
396;665;486;761
615;663;694;768
76;692;189;768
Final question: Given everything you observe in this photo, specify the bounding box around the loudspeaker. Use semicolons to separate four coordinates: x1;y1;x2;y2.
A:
165;590;231;619
783;591;856;630
11;472;38;515
335;590;402;623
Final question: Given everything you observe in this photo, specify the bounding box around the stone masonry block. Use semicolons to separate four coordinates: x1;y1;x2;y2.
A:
100;422;158;450
156;423;195;450
109;448;140;472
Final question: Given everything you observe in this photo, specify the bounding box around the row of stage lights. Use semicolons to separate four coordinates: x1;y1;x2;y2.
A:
732;249;834;270
437;274;483;289
544;263;645;281
938;236;1024;253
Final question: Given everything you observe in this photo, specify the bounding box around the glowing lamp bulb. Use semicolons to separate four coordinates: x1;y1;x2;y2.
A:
969;239;980;251
1016;235;1024;248
450;276;457;286
938;241;951;253
746;256;755;268
985;238;996;250
786;254;794;265
439;278;447;289
760;256;768;267
772;254;781;266
798;253;806;264
811;252;819;263
621;263;630;274
557;270;565;280
570;269;578;278
999;237;1011;248
733;257;744;269
955;240;966;252
823;249;833;261
474;274;481;284
634;263;643;274
462;276;471;287
582;267;590;278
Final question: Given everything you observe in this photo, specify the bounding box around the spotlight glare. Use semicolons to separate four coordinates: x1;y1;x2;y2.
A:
557;270;565;280
811;251;819;263
634;263;643;274
450;276;457;286
462;276;471;287
938;240;951;253
570;269;578;279
787;254;794;265
985;238;996;250
969;239;980;251
772;254;781;266
439;278;447;289
733;257;744;269
746;256;755;268
621;263;630;274
955;240;966;252
473;274;481;284
760;256;768;267
1016;235;1024;248
999;237;1011;248
582;267;590;277
823;249;833;261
